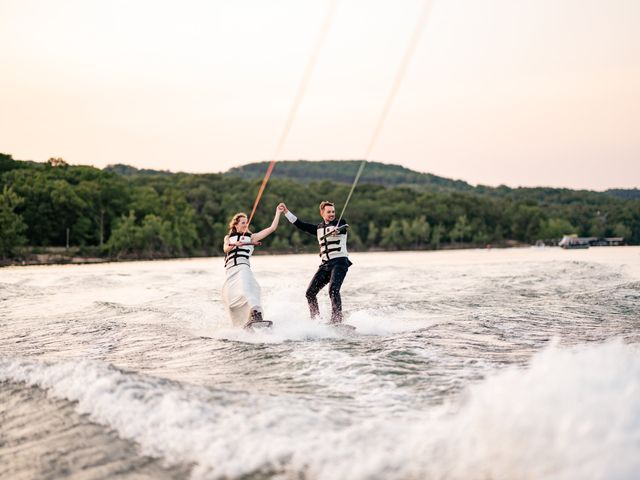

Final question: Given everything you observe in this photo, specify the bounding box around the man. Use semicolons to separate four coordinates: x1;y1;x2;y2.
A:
279;201;352;324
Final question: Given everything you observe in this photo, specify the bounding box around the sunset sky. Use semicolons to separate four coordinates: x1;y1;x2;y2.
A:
1;0;638;190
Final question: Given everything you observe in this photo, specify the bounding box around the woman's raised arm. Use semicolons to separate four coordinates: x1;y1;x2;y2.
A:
251;205;283;242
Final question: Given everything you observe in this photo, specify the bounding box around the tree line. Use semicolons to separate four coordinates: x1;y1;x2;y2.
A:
1;153;638;260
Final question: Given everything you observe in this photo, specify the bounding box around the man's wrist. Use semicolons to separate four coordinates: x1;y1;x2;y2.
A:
284;211;297;223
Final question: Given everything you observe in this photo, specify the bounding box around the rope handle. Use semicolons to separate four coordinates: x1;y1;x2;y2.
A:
229;241;263;248
318;223;350;240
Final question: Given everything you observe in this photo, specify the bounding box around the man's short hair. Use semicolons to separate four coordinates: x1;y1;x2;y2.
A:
319;201;334;211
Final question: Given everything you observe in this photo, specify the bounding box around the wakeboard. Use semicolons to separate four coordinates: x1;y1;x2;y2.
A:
244;320;273;331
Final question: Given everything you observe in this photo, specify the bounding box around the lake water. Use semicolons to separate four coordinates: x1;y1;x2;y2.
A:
1;247;639;479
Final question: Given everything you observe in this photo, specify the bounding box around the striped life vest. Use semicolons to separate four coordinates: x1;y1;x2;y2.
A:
224;233;254;269
317;222;348;262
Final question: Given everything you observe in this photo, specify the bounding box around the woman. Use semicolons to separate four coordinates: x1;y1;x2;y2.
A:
222;205;283;329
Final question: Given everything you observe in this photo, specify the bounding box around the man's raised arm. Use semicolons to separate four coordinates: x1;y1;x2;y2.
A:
279;202;317;236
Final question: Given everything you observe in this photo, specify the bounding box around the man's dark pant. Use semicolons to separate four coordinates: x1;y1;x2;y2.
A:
305;259;350;323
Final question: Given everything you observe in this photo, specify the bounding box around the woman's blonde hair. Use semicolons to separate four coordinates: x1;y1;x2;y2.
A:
228;212;249;235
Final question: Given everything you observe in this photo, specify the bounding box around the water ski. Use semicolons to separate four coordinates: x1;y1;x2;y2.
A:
243;319;273;330
243;309;272;330
331;323;356;333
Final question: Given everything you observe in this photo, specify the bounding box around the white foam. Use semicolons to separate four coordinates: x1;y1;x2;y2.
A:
198;307;426;344
433;339;640;480
2;339;639;479
194;283;431;343
199;291;348;343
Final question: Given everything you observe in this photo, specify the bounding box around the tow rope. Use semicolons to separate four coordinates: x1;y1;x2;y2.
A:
336;0;435;226
245;0;338;235
246;0;434;233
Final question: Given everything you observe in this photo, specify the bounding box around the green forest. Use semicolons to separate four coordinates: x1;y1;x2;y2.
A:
1;153;638;262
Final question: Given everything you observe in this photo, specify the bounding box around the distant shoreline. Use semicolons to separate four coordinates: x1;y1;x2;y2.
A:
0;241;560;268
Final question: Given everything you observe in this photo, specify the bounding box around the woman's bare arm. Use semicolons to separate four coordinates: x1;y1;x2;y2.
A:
223;235;236;254
251;206;283;242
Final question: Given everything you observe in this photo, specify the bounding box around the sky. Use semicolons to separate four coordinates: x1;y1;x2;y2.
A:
1;0;639;190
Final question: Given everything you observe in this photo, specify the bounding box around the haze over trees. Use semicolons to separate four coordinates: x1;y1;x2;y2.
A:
1;153;638;260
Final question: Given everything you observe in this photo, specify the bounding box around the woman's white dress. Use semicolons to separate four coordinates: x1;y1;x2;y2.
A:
221;235;262;327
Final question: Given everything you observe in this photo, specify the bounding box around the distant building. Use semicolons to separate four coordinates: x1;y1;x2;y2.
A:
603;237;624;246
559;235;590;249
558;234;625;249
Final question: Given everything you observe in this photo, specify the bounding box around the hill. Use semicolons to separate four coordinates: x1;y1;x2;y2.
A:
225;160;474;192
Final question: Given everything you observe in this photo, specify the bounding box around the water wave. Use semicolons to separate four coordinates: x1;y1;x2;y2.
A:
2;339;638;479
